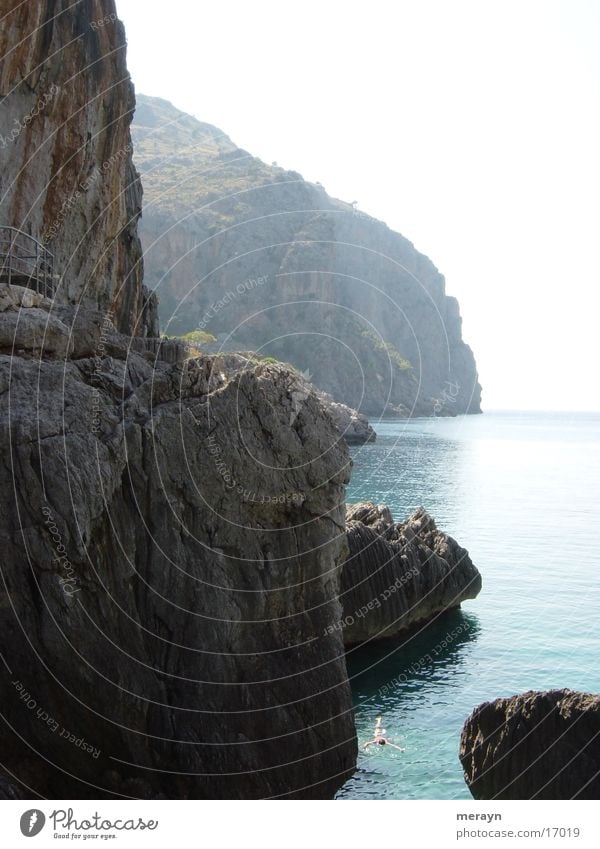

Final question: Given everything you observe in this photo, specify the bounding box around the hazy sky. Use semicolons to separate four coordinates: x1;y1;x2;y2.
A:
118;0;600;410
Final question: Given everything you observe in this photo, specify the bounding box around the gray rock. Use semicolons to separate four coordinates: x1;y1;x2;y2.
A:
460;690;600;800
337;502;481;645
0;307;73;358
0;313;357;799
0;0;157;336
313;390;376;445
165;349;377;445
0;284;53;313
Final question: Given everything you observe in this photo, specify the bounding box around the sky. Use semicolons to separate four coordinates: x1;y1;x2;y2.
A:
117;0;600;410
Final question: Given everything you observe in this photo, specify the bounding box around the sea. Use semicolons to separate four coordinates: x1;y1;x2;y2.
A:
337;411;600;799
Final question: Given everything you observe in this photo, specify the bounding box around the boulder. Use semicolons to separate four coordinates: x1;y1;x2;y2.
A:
0;307;73;358
337;502;481;645
314;391;376;445
460;689;600;799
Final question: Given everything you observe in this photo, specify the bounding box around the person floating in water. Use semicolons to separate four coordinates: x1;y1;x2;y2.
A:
363;716;405;752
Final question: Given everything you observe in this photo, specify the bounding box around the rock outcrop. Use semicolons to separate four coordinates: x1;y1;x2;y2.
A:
0;298;357;799
0;0;157;335
314;390;376;446
163;349;376;445
460;690;600;800
131;95;481;417
336;503;481;645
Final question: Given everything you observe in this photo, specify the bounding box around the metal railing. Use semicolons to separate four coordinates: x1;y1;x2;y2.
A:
0;226;55;298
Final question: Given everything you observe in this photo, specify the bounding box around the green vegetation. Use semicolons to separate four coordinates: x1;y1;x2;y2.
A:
255;355;280;364
248;355;281;366
361;331;412;370
179;330;218;347
159;330;218;356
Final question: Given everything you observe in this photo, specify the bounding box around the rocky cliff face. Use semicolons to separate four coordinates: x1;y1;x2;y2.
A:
338;503;481;645
0;292;356;799
0;0;157;335
132;95;481;416
460;690;600;800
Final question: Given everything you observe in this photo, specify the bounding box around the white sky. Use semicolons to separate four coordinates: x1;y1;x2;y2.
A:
118;0;600;411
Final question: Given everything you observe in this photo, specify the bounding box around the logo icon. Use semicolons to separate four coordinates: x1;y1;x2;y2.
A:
20;810;45;837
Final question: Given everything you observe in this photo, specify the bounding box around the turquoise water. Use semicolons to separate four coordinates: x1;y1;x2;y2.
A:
338;411;600;799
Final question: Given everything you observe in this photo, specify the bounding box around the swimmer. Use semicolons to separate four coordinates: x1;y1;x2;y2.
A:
363;716;405;752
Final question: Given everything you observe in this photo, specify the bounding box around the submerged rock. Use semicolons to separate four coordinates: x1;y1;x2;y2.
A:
337;502;481;645
460;690;600;800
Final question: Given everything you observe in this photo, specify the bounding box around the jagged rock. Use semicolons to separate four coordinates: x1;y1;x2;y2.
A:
460;690;600;800
0;0;157;335
335;502;481;645
313;391;376;445
163;349;376;445
0;309;357;799
132;95;481;416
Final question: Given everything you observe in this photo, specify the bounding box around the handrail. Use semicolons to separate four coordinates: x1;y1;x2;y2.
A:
0;226;55;298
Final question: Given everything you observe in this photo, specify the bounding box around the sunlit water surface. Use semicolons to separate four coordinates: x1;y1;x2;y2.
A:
337;411;600;799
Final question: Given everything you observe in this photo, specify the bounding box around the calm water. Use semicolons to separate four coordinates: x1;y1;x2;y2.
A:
337;411;600;799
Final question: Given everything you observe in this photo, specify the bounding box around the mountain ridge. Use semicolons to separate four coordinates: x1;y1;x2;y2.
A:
132;94;482;417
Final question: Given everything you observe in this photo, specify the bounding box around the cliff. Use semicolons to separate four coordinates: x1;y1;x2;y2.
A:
0;294;356;798
338;503;481;645
132;95;482;416
0;0;157;335
460;690;600;800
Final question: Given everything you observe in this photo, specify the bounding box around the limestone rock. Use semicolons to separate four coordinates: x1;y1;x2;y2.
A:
0;283;52;313
0;311;357;799
0;307;73;358
166;349;376;445
338;502;481;644
460;690;600;799
0;0;157;336
314;391;376;445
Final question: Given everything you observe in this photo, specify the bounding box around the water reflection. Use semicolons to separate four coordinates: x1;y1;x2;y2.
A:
348;426;469;525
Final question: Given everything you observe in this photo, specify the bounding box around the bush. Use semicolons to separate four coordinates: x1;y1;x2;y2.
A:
179;330;217;347
361;331;412;370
